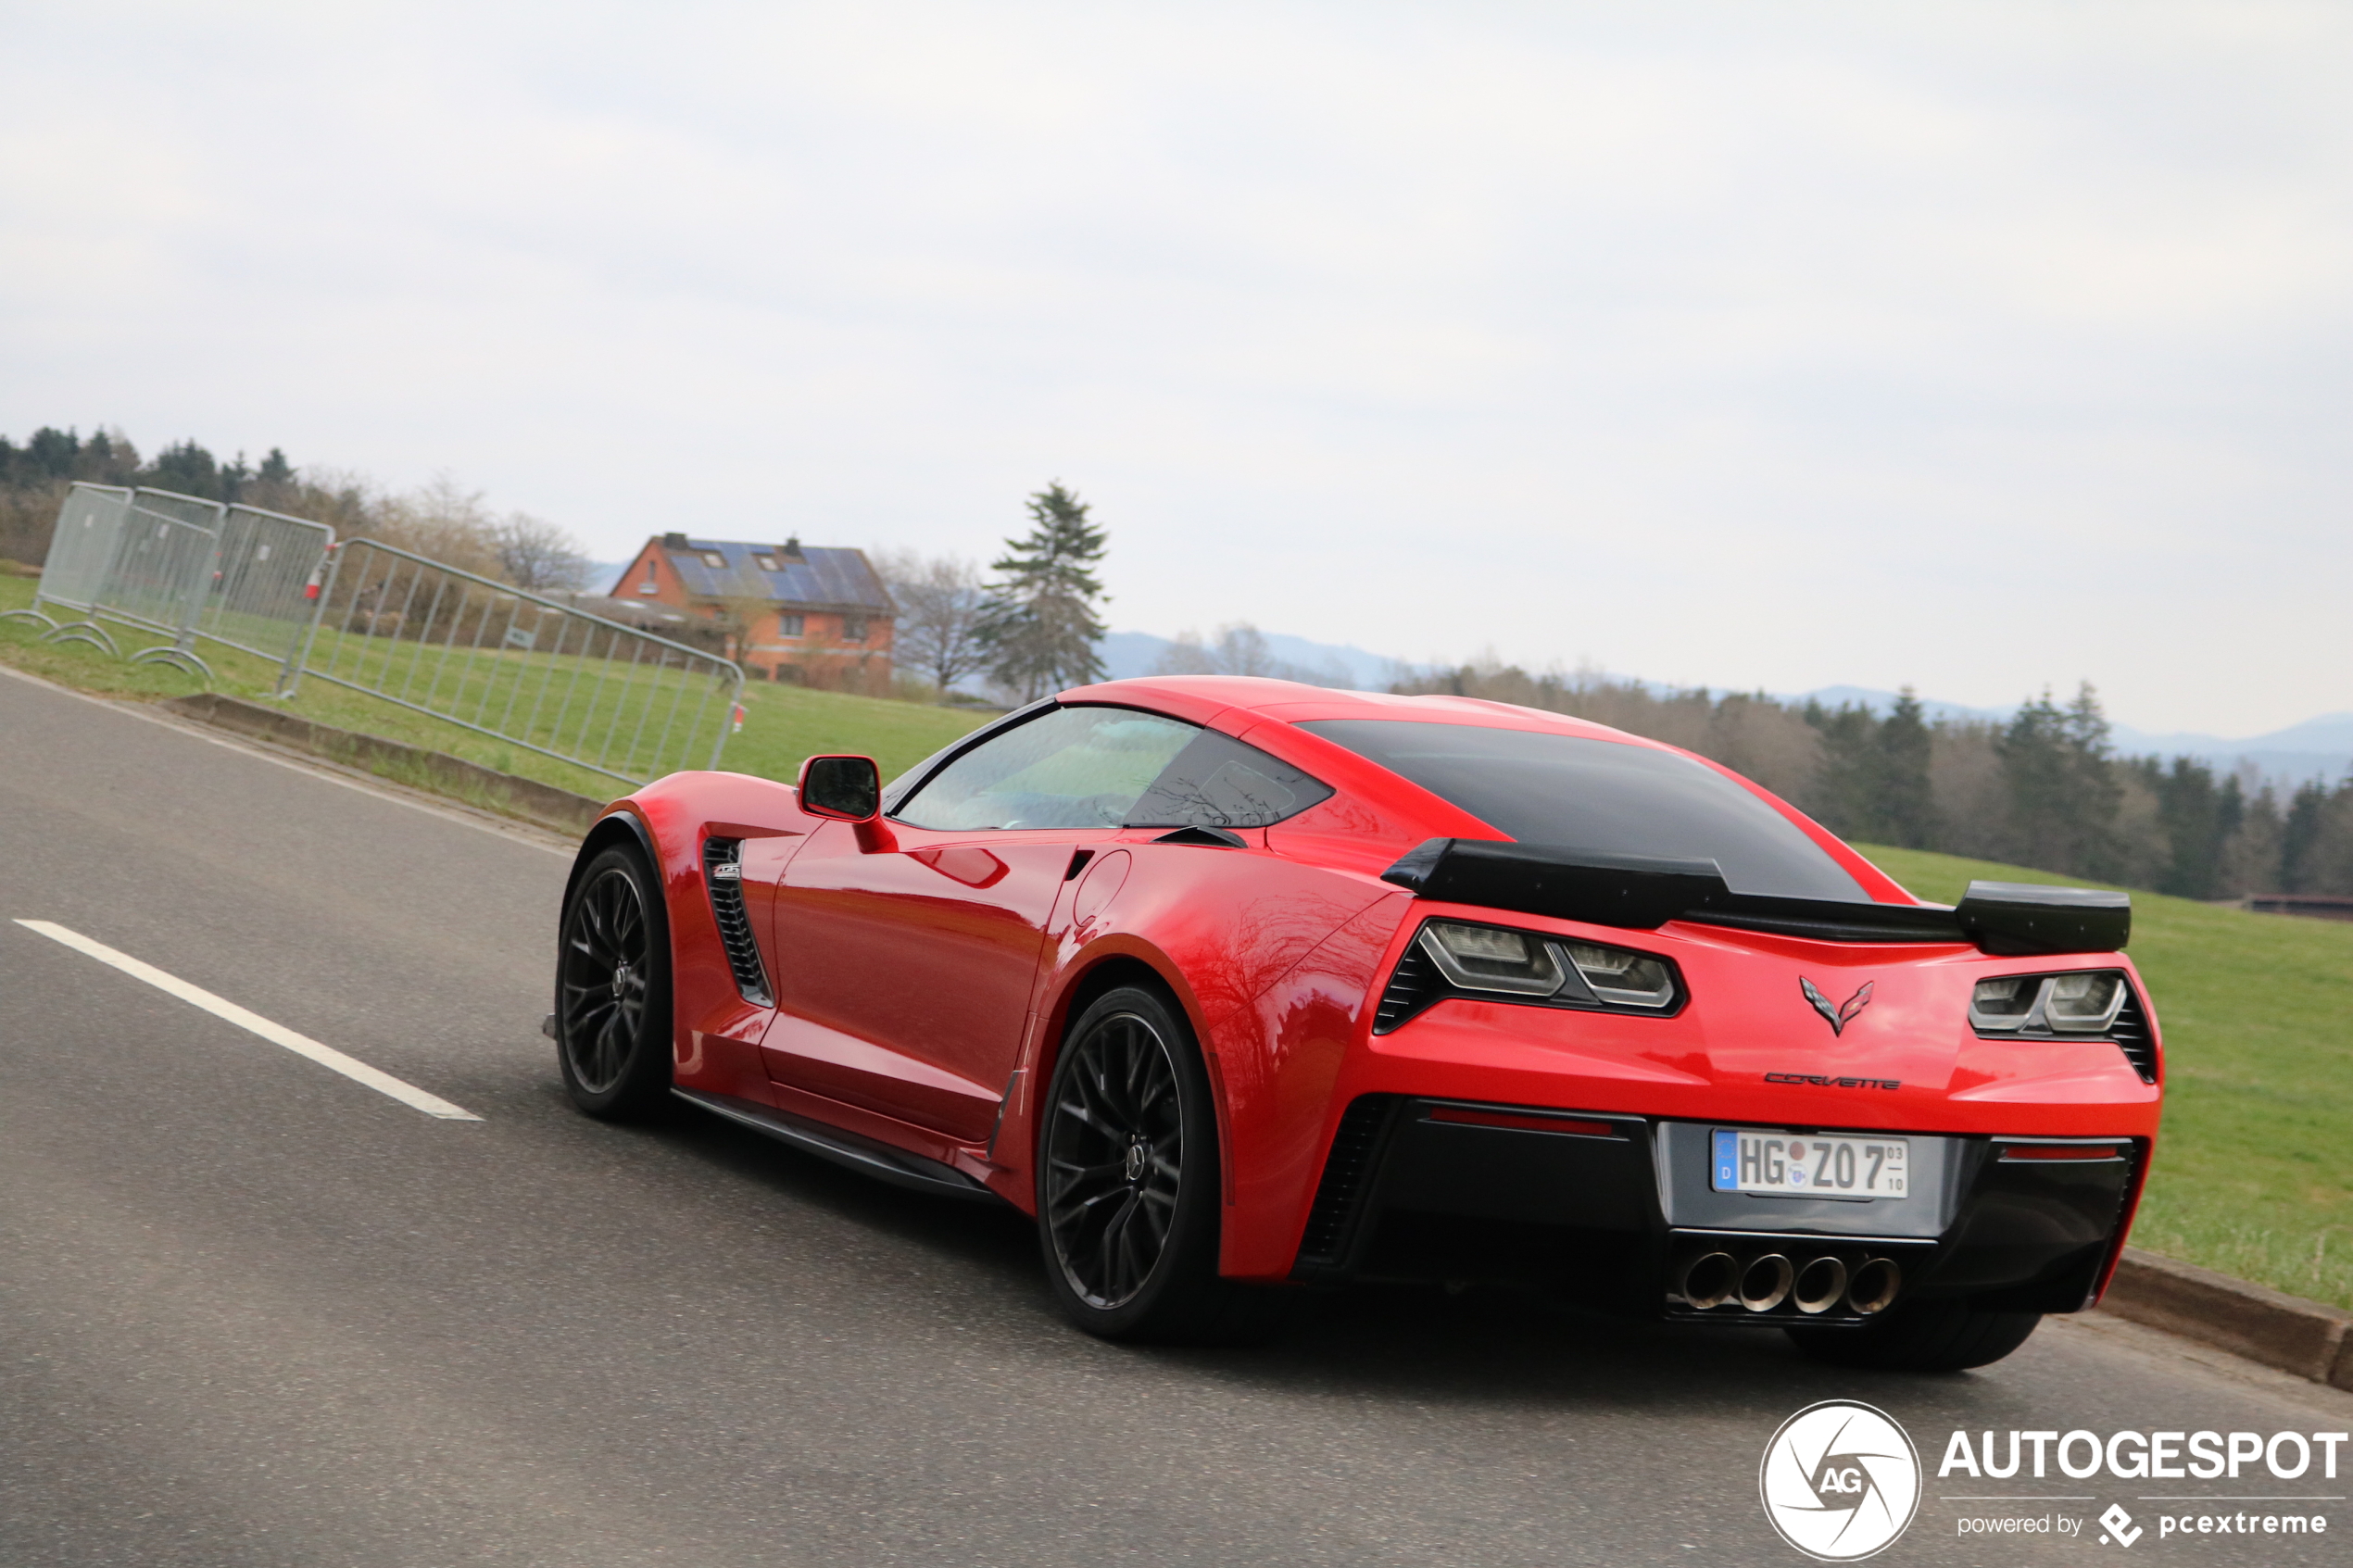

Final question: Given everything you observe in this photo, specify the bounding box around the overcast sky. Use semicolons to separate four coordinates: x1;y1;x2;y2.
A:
4;1;2346;734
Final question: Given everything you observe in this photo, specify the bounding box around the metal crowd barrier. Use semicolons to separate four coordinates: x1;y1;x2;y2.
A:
3;483;132;623
292;537;744;784
97;491;228;674
195;503;334;670
6;486;332;683
1;484;226;674
7;486;736;784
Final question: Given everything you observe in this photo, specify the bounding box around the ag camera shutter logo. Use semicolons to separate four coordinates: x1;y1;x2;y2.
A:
1760;1400;1922;1560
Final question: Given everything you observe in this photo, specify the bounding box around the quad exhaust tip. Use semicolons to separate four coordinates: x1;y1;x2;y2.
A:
1739;1253;1793;1313
1846;1257;1902;1315
1793;1256;1848;1315
1680;1251;1738;1311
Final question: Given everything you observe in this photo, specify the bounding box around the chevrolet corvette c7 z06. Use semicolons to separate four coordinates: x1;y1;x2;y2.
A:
550;676;2158;1369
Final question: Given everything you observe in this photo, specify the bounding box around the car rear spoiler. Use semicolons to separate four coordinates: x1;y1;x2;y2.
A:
1378;838;2130;956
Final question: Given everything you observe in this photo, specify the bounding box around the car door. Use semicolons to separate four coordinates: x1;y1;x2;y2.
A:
762;705;1202;1142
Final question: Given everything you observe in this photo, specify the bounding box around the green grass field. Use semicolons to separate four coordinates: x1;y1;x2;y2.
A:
1858;843;2353;1311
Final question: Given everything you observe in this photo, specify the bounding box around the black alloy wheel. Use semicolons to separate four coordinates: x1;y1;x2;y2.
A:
1038;985;1301;1345
1046;1002;1186;1310
556;843;673;1119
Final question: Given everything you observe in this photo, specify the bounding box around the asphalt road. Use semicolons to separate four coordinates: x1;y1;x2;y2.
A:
2;665;2347;1568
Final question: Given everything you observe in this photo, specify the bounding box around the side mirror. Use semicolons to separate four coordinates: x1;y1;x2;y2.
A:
799;754;880;822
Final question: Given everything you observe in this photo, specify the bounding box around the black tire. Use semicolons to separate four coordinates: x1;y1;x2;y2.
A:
555;843;674;1120
1038;985;1300;1346
1785;1298;2042;1373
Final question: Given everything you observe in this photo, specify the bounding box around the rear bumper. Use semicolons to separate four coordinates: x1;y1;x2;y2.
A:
1288;1096;2142;1322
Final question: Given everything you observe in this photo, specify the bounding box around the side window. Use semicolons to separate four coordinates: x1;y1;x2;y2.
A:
1125;730;1333;829
895;706;1201;831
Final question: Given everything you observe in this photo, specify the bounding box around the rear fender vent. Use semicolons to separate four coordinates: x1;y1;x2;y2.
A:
703;836;773;1007
1295;1095;1400;1267
2109;988;2158;1085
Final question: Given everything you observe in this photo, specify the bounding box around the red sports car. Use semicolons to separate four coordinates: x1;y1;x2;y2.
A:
551;676;2158;1369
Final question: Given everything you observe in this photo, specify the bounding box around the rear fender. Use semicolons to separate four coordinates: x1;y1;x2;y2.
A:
995;935;1210;1215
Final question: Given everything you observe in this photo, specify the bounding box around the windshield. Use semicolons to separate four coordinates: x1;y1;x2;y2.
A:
1296;719;1866;903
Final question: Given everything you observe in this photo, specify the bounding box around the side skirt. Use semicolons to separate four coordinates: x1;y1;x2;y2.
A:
673;1088;1005;1205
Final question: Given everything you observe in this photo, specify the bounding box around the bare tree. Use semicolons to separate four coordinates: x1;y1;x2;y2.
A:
873;547;991;702
491;512;596;592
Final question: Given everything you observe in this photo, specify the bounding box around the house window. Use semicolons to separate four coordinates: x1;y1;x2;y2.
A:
751;554;780;572
637;560;659;596
841;616;868;643
699;550;727;569
777;613;805;637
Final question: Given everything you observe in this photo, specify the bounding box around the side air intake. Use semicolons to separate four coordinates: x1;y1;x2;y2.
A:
703;836;773;1007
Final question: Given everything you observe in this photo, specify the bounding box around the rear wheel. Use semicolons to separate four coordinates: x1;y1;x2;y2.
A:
1785;1298;2042;1373
556;844;673;1120
1038;985;1298;1345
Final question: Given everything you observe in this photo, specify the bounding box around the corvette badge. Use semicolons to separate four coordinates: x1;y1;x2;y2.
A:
1801;977;1874;1036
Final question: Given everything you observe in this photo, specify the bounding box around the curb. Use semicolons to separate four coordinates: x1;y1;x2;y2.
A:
162;693;610;837
2100;1247;2353;1391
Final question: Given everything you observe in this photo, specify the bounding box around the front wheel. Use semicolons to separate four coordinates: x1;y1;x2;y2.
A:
555;844;674;1120
1785;1298;2042;1373
1037;985;1298;1345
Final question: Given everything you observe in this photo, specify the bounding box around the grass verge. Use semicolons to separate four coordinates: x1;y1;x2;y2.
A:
1858;843;2353;1312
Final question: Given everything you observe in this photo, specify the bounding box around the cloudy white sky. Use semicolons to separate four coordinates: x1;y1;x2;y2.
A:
4;1;2347;734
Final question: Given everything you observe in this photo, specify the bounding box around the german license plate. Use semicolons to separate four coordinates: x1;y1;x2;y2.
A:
1711;1129;1908;1198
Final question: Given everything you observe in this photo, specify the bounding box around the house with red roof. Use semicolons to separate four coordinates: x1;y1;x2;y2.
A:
614;533;895;692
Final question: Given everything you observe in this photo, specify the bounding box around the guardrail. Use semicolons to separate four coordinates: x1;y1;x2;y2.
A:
292;537;744;785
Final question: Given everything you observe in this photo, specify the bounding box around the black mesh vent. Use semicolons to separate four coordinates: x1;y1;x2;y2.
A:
1296;1096;1399;1264
1371;941;1438;1035
2109;988;2158;1084
703;837;773;1007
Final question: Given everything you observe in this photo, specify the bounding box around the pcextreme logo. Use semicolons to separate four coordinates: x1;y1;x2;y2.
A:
1760;1400;1922;1561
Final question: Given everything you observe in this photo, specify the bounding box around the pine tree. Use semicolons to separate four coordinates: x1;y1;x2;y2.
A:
1999;682;2124;879
976;483;1109;701
1804;699;1879;838
147;439;222;499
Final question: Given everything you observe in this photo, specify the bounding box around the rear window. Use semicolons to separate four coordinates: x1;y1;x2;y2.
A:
1296;719;1866;903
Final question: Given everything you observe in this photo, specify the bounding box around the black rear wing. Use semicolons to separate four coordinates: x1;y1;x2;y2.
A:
1378;839;2130;956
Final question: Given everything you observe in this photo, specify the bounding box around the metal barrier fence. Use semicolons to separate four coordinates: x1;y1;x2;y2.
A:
293;537;743;784
195;503;334;667
100;492;225;669
6;486;738;784
1;483;222;673
13;483;132;616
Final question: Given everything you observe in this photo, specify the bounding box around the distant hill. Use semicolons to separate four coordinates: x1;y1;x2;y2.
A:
1099;630;1401;690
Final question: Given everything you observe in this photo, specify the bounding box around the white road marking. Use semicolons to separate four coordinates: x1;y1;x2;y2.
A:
13;921;483;1121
